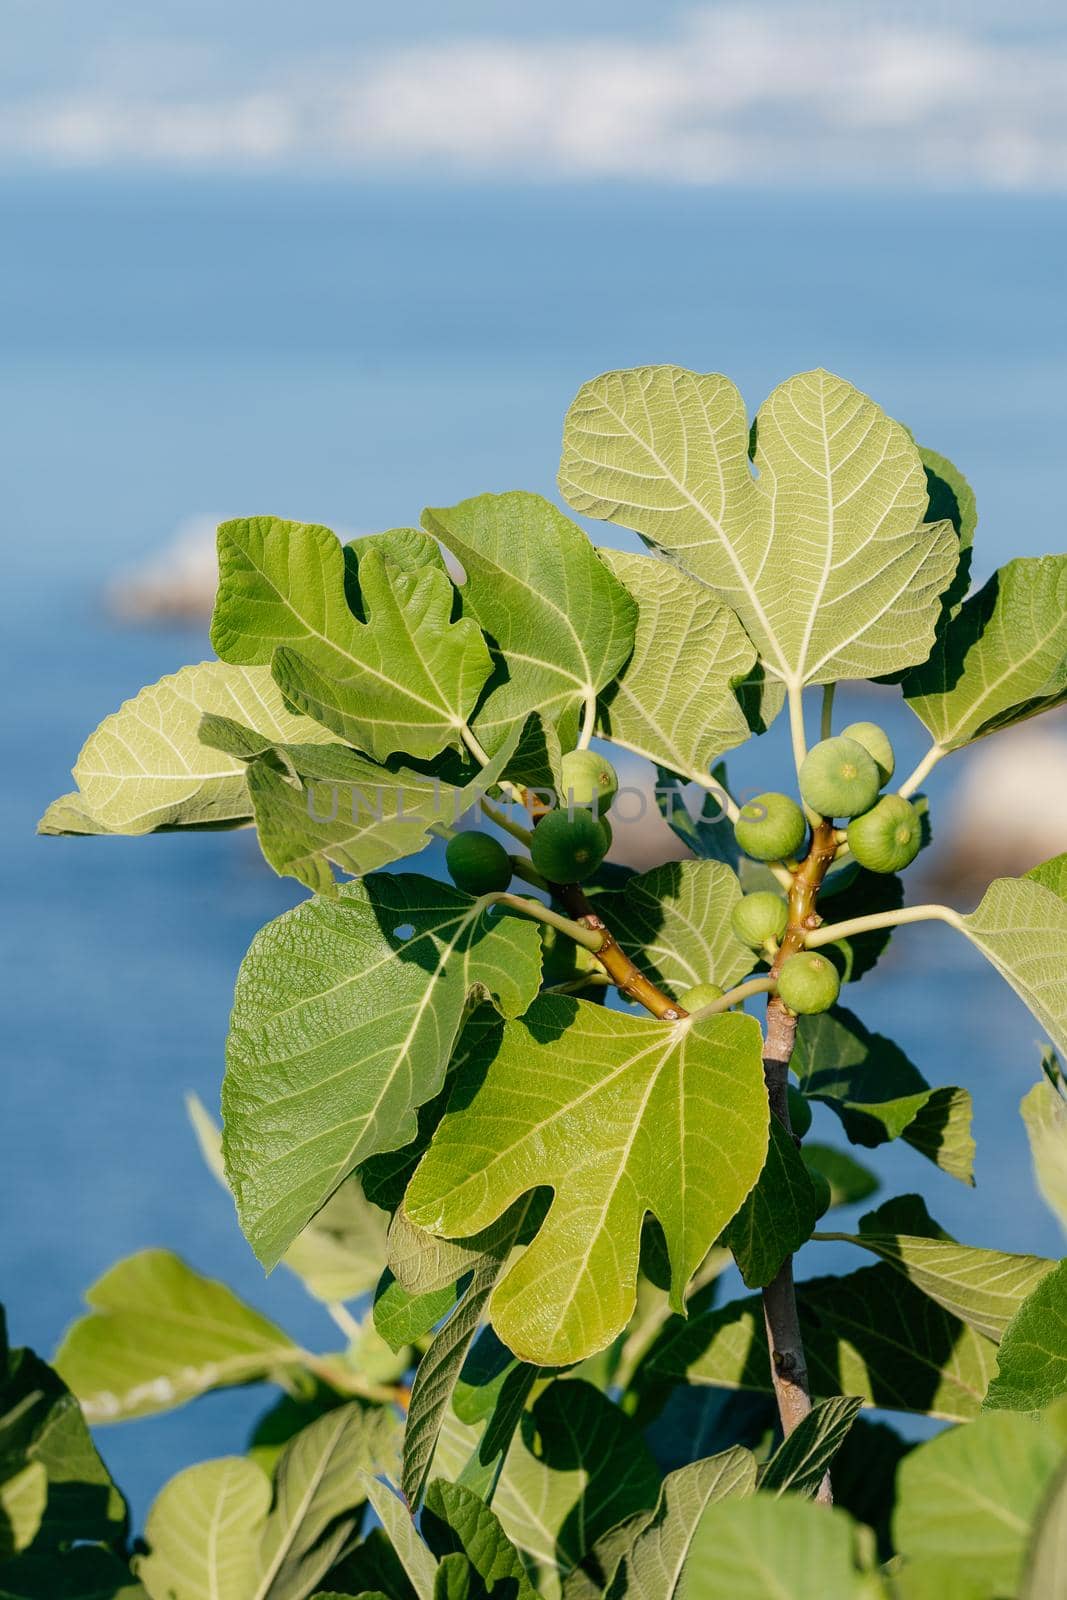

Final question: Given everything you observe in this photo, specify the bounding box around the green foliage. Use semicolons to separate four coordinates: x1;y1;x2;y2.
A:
35;361;1067;1595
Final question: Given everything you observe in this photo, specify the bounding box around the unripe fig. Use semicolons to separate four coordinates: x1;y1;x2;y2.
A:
445;831;513;895
776;951;841;1015
799;736;882;819
809;1168;833;1219
733;792;807;862
559;750;618;816
530;808;609;884
731;891;789;951
846;794;922;874
680;982;726;1012
787;1083;813;1138
840;721;896;785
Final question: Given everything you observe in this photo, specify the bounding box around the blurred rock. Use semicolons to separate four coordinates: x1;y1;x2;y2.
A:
923;716;1067;895
107;515;219;623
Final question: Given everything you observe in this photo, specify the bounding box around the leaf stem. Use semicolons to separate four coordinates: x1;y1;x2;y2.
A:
484;891;606;953
787;684;809;778
325;1301;362;1343
576;691;597;750
459;722;526;805
478;795;534;847
686;976;777;1020
689;769;741;825
550;881;689;1020
804;902;963;948
897;741;946;799
820;683;835;742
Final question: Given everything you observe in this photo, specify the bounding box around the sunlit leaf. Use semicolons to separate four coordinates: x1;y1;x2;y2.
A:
599;859;755;1003
224;874;542;1270
602;1448;756;1599
560;365;958;690
985;1261;1067;1412
681;1494;867;1598
959;864;1067;1057
406;996;768;1365
1022;1053;1067;1236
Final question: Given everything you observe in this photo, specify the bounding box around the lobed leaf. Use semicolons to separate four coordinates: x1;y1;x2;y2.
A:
58;663;331;835
223;874;542;1271
422;492;637;754
406;995;769;1365
559;365;958;691
212;517;492;763
594;549;756;777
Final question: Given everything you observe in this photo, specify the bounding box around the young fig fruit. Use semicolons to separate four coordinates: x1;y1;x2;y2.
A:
787;1083;813;1138
530;808;610;884
679;982;726;1013
776;951;841;1014
846;794;922;874
808;1167;833;1220
731;891;789;951
799;736;882;819
840;721;895;784
445;831;513;895
559;750;618;816
733;791;807;862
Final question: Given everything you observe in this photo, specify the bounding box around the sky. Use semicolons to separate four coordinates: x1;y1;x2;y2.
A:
2;0;1067;188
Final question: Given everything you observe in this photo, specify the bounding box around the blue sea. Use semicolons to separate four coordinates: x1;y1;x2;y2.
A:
2;176;1065;1522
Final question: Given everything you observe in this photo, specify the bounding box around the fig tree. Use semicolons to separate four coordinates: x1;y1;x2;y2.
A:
444;831;513;895
559;749;619;816
776;951;841;1014
787;1083;813;1138
799;736;882;819
679;981;726;1012
846;794;922;874
530;808;610;884
840;720;895;784
731;891;789;951
733;791;807;862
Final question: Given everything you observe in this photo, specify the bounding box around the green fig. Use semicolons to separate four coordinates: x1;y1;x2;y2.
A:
846;794;922;874
559;750;619;816
530;808;610;884
444;831;513;895
787;1083;813;1138
679;982;726;1012
809;1167;833;1219
799;736;882;819
731;891;789;951
733;791;807;862
840;721;896;784
776;951;841;1014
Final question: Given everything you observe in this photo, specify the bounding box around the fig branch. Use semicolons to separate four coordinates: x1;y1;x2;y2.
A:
805;902;963;947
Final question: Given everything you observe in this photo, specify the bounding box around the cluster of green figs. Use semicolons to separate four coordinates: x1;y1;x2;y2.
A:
444;724;919;1023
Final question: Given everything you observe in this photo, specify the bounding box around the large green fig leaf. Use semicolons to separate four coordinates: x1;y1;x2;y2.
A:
54;1251;304;1423
224;874;542;1270
893;1410;1065;1600
559;366;958;691
422;492;637;753
984;1261;1067;1412
959;860;1067;1056
681;1495;867;1599
211;517;492;762
138;1405;396;1600
1021;1452;1067;1599
593;550;756;777
904;554;1067;750
602;1449;756;1599
792;1007;974;1183
405;995;768;1365
599;859;755;1002
646;1263;998;1422
54;664;333;835
138;1457;269;1600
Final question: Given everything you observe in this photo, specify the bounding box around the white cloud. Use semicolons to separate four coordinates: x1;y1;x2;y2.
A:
2;4;1066;188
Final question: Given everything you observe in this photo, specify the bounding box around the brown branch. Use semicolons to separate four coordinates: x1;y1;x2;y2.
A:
758;816;838;1505
552;881;687;1021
